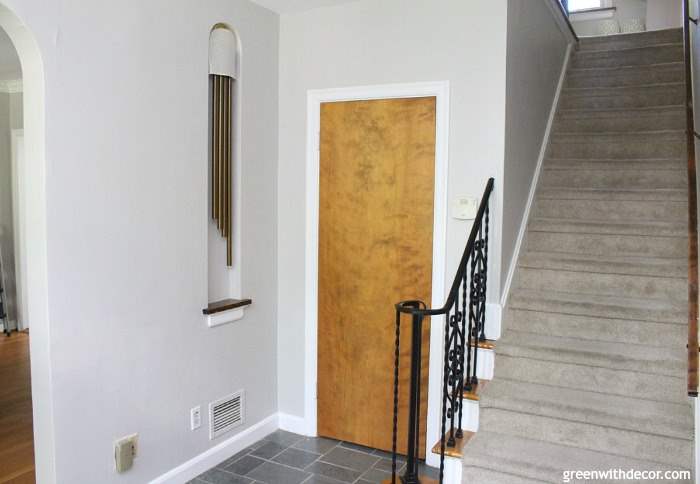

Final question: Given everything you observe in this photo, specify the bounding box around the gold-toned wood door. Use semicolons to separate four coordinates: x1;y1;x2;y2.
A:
317;97;436;456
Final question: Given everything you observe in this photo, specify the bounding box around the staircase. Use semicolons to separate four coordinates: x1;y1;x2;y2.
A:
461;29;694;483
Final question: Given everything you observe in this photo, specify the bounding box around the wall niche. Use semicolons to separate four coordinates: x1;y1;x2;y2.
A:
204;23;250;326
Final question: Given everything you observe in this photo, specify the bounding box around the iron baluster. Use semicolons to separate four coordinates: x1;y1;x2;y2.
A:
391;309;401;484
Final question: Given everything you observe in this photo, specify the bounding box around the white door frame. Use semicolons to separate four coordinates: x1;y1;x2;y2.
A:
303;81;450;464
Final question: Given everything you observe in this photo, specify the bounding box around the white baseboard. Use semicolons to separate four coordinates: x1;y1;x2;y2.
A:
149;413;278;484
500;42;573;309
278;412;315;437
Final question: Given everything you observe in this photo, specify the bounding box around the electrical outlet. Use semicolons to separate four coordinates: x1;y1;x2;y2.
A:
190;406;202;430
114;434;138;473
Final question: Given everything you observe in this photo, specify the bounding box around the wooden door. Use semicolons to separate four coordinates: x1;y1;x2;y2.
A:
317;97;436;456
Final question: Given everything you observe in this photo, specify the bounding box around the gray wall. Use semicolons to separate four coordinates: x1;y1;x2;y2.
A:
1;0;279;482
0;91;16;327
646;0;682;30
277;0;509;418
501;0;570;295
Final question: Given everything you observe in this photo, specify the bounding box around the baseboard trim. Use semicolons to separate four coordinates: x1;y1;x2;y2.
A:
278;412;314;436
500;42;573;309
149;413;278;484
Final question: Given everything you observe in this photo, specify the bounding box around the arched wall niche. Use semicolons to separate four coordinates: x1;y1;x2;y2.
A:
0;3;54;483
206;22;248;326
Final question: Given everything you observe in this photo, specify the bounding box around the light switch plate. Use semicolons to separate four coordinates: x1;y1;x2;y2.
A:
452;196;479;220
114;434;138;473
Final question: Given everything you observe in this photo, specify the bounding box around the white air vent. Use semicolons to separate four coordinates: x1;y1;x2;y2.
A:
209;390;244;440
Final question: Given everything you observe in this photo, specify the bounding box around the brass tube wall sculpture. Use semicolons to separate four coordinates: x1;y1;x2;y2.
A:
211;74;234;266
209;24;238;267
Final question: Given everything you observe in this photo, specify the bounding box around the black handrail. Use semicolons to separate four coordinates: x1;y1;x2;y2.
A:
391;178;494;484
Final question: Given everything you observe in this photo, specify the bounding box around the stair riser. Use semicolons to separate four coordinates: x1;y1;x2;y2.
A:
548;138;686;159
571;45;683;69
524;231;687;258
516;267;686;302
540;169;686;190
560;86;684;110
496;355;686;403
533;199;687;222
554;111;685;133
577;29;683;52
566;64;684;88
480;408;692;468
509;292;685;323
505;309;686;348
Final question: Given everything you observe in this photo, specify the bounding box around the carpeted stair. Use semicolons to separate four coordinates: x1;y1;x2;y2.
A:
462;28;694;483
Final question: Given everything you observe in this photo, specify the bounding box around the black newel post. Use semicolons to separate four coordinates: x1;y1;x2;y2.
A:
403;311;424;484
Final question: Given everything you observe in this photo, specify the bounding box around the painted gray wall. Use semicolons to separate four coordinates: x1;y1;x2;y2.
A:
0;0;279;482
277;0;508;418
9;91;21;128
501;0;570;296
0;26;19;81
646;0;682;30
0;91;16;327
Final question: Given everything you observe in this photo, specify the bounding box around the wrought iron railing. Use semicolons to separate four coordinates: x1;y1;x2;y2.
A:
390;178;494;484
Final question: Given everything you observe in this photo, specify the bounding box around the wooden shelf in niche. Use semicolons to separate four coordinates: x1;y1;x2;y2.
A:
203;298;252;327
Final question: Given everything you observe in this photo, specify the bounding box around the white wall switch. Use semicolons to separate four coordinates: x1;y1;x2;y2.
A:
190;406;202;430
114;434;138;473
452;196;479;220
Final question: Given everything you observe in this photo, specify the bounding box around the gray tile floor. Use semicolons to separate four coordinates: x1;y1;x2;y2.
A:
189;430;439;484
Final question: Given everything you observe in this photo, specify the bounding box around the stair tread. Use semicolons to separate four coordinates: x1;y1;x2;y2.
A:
481;378;692;439
569;60;684;73
529;217;686;237
497;330;685;377
550;130;685;142
463;431;691;483
519;250;686;277
562;81;685;93
509;288;685;324
479;407;692;467
504;307;686;349
537;188;687;202
573;42;683;56
496;353;686;403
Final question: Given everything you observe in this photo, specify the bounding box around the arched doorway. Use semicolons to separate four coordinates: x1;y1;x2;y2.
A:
0;4;53;483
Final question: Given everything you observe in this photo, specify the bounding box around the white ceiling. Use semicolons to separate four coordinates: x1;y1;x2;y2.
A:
250;0;359;14
0;28;21;82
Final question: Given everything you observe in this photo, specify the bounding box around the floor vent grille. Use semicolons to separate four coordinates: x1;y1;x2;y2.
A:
209;390;244;439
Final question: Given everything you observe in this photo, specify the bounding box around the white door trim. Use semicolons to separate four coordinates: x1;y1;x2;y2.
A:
303;82;450;463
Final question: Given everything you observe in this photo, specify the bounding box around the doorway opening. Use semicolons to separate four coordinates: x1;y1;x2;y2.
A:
0;21;32;482
0;2;50;482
